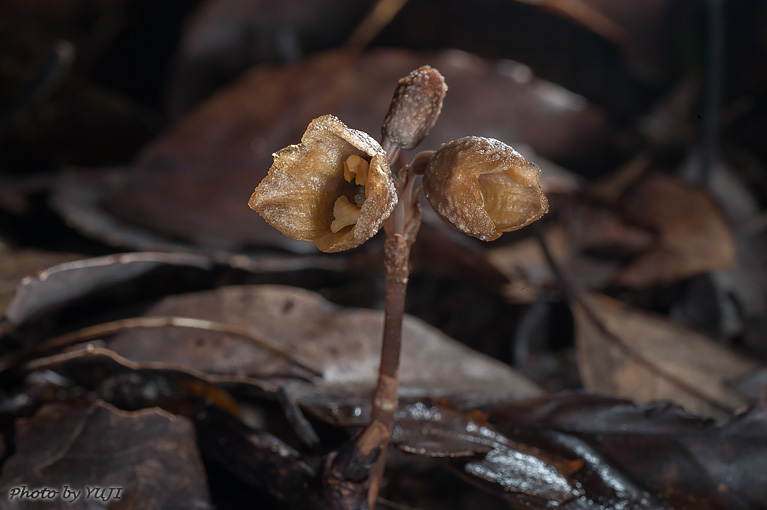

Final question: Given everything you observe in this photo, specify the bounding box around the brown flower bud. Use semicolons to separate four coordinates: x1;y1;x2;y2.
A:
382;66;447;151
423;136;548;241
249;115;397;252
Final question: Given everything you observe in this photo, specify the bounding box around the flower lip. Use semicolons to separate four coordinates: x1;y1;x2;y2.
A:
248;114;397;253
423;136;549;241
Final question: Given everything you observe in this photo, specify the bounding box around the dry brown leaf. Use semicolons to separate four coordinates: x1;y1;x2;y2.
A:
573;293;759;420
101;285;543;409
613;173;736;287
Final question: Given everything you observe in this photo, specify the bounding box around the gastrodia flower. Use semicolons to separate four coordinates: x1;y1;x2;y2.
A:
423;136;549;241
249;114;397;253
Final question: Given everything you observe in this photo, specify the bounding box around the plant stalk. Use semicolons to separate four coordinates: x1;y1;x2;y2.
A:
365;232;409;508
363;139;413;508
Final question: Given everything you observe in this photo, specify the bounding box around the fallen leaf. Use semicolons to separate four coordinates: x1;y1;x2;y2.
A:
482;392;767;510
612;172;737;287
196;408;317;508
573;293;759;419
391;399;666;510
3;251;214;328
0;242;82;317
25;346;248;419
0;400;211;510
1;252;543;413
98;284;543;410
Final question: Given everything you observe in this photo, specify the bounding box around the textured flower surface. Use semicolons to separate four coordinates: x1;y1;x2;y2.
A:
423;136;549;241
249;115;397;253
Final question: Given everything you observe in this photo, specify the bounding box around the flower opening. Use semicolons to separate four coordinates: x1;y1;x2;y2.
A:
248;115;397;252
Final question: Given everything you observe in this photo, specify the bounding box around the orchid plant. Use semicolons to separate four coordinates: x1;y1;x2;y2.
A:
249;66;548;509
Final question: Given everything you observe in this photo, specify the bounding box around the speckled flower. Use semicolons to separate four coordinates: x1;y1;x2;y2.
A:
249;115;397;253
423;136;548;241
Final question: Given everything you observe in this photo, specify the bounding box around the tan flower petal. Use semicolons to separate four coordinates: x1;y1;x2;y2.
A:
423;136;548;241
249;115;397;253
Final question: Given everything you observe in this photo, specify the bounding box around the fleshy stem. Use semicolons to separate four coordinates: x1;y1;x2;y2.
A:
363;138;413;508
346;65;442;509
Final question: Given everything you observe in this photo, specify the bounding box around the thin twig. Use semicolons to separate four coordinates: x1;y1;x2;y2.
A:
345;0;410;51
0;316;322;377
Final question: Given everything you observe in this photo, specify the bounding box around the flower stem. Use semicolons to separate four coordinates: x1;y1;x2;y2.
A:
366;232;409;507
363;139;412;508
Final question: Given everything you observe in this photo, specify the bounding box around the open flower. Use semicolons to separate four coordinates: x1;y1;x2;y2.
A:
249;115;397;253
423;136;548;241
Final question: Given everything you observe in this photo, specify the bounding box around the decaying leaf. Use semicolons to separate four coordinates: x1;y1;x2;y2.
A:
196;408;318;508
612;172;737;287
1;252;542;411
3;251;214;328
98;284;543;410
0;401;211;510
24;346;247;418
573;293;759;419
482;393;767;510
489;166;740;299
390;399;667;510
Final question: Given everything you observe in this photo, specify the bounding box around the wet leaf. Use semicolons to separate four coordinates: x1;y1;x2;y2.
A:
482;393;767;510
391;399;665;510
0;241;82;317
573;293;759;419
0;400;211;510
14;347;323;505
379;450;515;510
196;408;318;508
25;346;248;419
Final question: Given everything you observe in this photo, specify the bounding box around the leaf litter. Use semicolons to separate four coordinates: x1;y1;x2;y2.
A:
1;2;767;508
